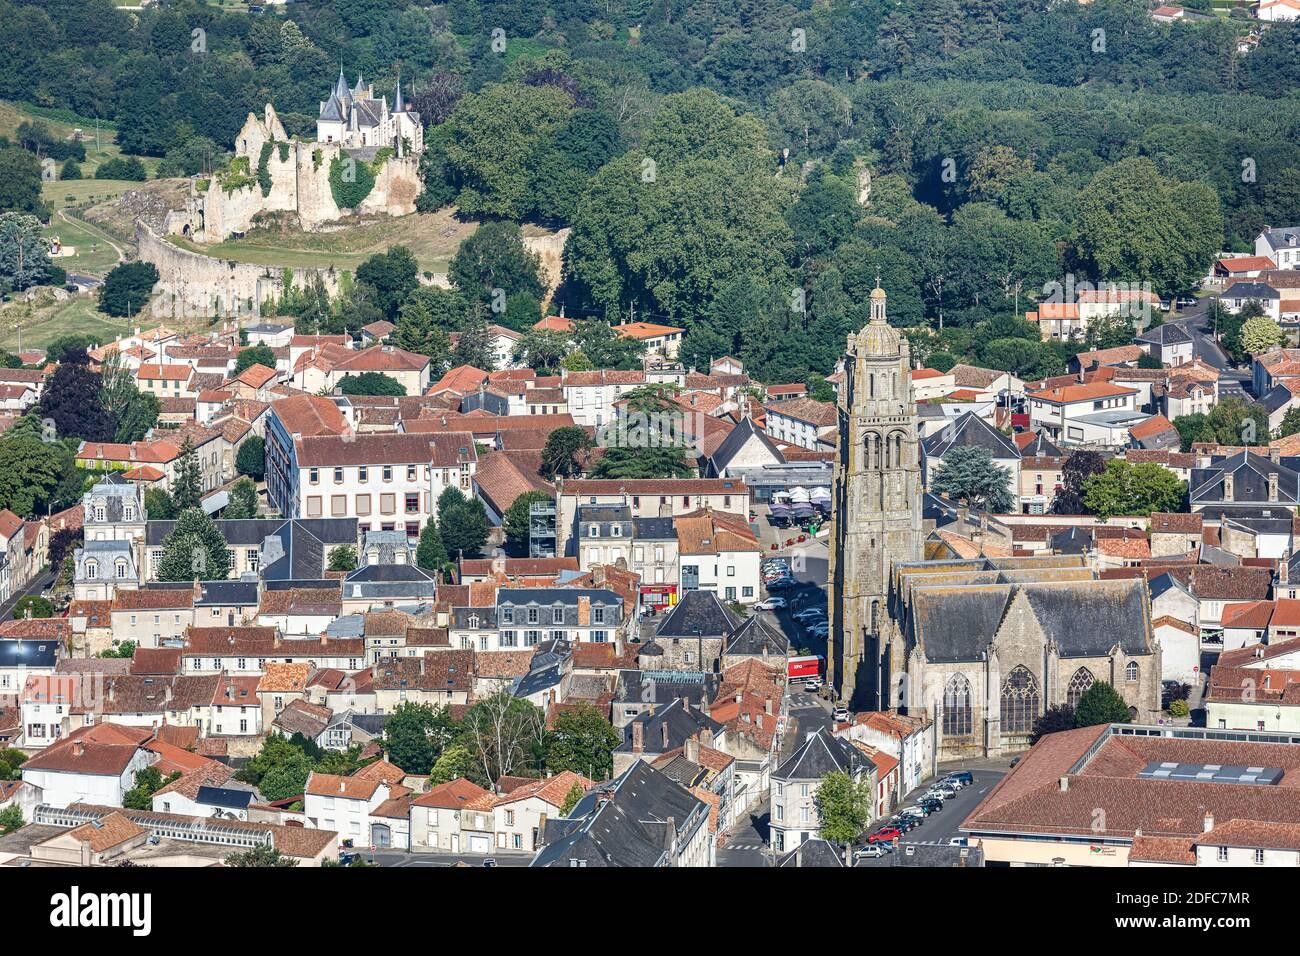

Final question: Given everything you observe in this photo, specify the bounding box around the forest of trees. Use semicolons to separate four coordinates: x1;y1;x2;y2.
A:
1;0;1296;385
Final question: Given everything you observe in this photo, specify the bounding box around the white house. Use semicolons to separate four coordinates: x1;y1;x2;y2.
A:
675;509;763;605
764;397;838;451
292;432;476;536
561;369;647;428
20;727;153;809
408;778;493;853
1255;0;1300;21
487;771;592;853
1025;381;1141;446
304;771;394;848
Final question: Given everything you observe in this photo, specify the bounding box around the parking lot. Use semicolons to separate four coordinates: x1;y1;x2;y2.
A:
853;769;1005;867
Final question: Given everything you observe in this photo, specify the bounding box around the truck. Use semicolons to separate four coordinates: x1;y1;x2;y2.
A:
787;655;823;682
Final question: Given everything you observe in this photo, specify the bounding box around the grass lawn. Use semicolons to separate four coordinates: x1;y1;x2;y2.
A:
169;207;496;275
43;210;124;277
0;295;141;352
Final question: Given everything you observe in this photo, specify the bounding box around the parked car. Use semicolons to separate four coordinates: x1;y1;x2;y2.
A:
855;844;891;859
867;827;902;844
832;706;851;722
808;625;829;641
803;678;823;692
899;806;928;819
754;597;787;611
766;577;794;590
793;608;826;622
948;837;968;847
339;851;359;866
918;798;943;813
946;771;974;787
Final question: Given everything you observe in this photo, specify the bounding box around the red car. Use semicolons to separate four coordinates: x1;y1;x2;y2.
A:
867;827;902;844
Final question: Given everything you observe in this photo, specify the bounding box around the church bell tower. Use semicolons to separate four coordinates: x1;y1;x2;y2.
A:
826;282;924;709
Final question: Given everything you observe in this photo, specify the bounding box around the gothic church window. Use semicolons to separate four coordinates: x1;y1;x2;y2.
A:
943;674;973;736
1066;667;1095;709
1125;661;1139;682
1000;666;1040;734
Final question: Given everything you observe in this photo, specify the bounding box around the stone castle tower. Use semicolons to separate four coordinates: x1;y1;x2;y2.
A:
826;282;925;709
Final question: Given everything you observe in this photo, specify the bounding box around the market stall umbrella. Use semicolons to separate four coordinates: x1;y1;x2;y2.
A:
788;486;811;503
791;503;816;517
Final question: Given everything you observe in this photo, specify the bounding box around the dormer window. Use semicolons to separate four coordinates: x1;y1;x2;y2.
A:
123;506;135;521
86;560;98;579
94;505;105;522
468;614;480;629
115;561;127;579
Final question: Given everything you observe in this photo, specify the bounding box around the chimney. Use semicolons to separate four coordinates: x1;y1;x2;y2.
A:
631;721;644;753
1058;776;1069;792
1270;473;1279;502
1224;473;1234;502
1271;446;1281;464
1203;811;1214;833
1281;554;1290;586
685;734;700;764
74;741;85;758
660;721;669;751
340;779;346;793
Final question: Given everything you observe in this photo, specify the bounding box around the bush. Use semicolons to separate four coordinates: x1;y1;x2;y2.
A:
330;155;376;209
95;156;147;181
1168;699;1189;718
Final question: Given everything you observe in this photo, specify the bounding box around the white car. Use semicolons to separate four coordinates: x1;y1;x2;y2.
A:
803;678;823;692
755;597;787;611
808;624;829;639
832;706;851;722
948;837;968;847
854;844;890;859
793;608;826;623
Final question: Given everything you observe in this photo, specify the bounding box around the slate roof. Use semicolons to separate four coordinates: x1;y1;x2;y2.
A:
909;578;1153;663
778;837;846;867
921;410;1021;460
1190;451;1300;507
1136;323;1193;346
723;615;790;658
531;760;707;868
615;697;724;755
775;727;871;781
709;416;784;474
613;669;721;708
655;589;745;639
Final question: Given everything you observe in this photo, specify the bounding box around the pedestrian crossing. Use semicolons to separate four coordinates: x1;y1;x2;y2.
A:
724;843;766;851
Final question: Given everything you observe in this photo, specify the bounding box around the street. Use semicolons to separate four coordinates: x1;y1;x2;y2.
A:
1163;300;1253;397
364;848;533;868
0;569;55;622
854;769;1006;867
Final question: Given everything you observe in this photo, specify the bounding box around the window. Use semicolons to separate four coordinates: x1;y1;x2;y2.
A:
309;468;319;484
593;607;605;624
405;494;419;514
1255;848;1264;864
115;561;127;579
943;674;973;737
505;810;515;826
525;630;541;646
501;630;517;647
356;494;371;516
502;608;513;624
333;466;344;483
383;465;393;482
380;493;396;514
552;607;565;624
1218;846;1229;862
1125;661;1139;682
86;561;98;579
1066;667;1095;710
407;465;417;481
1000;666;1040;735
359;466;368;482
527;608;539;624
332;495;347;517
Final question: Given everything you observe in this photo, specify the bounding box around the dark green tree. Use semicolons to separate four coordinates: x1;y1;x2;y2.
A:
540;426;592;479
234;345;276;374
155;508;232;581
930;446;1015;512
545;705;619;780
415;519;449;572
1075;681;1134;728
99;262;159;318
503;490;552;554
235;435;265;481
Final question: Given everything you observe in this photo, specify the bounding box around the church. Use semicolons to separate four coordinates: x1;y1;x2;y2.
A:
827;285;1161;758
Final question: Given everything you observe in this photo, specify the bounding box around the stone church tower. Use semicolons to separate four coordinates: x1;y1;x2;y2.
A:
827;283;924;709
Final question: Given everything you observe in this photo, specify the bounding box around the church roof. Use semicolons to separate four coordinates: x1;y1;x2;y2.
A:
909;577;1152;664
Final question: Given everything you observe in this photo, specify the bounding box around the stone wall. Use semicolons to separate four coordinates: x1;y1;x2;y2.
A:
137;222;343;320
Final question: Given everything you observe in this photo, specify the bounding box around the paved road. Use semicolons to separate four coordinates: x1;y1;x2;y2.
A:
1163;300;1253;395
854;769;1005;867
0;570;55;621
717;802;773;867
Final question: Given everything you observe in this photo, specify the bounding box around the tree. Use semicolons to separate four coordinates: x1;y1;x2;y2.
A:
544;704;619;780
40;349;117;442
1240;316;1286;356
0;146;47;218
459;692;547;785
1075;681;1133;727
590;446;694;480
1073;158;1222;297
415;519;449;572
356;245;419;320
155;508;233;582
99;262;159;318
225;845;298;867
814;770;873;849
0;213;54;291
145;487;176;521
450;311;497;371
95;156;147;181
234;344;276;374
0;434;63;517
0;805;23;835
503;490;552;555
13;595;53;618
383;702;456;775
122;766;178;810
438;488;489;559
930;446;1015;513
235;435;265;481
1052;450;1106;515
327;545;357;572
1081;460;1186;518
559;781;585;816
428;743;481;786
392;288;458;368
170;438;202;512
1279;407;1300;440
512;329;571;374
237;734;312;801
540;426;592;479
1029;705;1077;745
338;372;406;396
99;640;136;659
222;477;259;519
449;220;545;306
